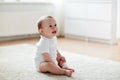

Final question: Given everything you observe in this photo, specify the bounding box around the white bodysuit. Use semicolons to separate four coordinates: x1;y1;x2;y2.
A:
34;35;58;71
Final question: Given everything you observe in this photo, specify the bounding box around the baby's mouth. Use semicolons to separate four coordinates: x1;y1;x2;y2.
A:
52;31;57;34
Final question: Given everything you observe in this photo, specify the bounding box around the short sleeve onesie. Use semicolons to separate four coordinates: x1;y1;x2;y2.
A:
34;35;58;71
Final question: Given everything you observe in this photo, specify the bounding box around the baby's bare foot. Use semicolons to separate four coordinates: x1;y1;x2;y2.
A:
64;68;75;72
65;70;73;77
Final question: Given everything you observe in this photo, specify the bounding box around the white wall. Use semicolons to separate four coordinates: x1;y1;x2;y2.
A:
51;0;64;36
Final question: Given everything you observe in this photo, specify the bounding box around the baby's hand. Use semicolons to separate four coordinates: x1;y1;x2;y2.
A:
60;56;66;63
57;59;62;67
58;60;64;68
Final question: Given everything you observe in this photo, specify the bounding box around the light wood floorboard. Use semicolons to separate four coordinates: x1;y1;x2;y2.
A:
0;37;120;62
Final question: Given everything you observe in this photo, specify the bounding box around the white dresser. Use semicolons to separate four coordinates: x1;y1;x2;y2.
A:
64;0;118;44
0;2;55;40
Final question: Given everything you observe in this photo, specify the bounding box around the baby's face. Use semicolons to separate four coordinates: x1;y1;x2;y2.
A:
40;18;58;38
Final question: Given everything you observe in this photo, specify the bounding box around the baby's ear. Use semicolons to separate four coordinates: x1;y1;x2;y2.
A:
38;29;43;34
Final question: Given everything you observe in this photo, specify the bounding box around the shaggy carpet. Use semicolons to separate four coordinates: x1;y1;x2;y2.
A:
0;44;120;80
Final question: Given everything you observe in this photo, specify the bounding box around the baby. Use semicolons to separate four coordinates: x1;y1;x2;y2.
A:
34;15;74;77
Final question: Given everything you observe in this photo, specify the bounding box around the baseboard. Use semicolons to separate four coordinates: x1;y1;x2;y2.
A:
0;34;40;41
0;34;62;41
65;34;118;45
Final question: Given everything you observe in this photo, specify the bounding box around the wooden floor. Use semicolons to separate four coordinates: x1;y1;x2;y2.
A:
0;37;120;62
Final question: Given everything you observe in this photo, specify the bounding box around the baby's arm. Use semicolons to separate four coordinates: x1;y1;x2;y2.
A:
57;51;66;62
42;53;55;64
57;51;75;72
57;51;68;68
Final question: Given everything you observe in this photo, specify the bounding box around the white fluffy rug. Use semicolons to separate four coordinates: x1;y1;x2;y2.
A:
0;44;120;80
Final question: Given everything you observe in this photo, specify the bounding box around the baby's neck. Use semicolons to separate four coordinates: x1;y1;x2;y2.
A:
41;35;55;39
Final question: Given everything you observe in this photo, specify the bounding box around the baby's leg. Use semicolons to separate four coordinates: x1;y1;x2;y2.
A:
39;62;73;77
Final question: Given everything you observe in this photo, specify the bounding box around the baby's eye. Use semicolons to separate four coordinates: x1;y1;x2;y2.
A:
49;25;52;27
54;24;57;26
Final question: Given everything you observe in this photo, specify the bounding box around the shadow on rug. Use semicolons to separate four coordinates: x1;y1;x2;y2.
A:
0;44;120;80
